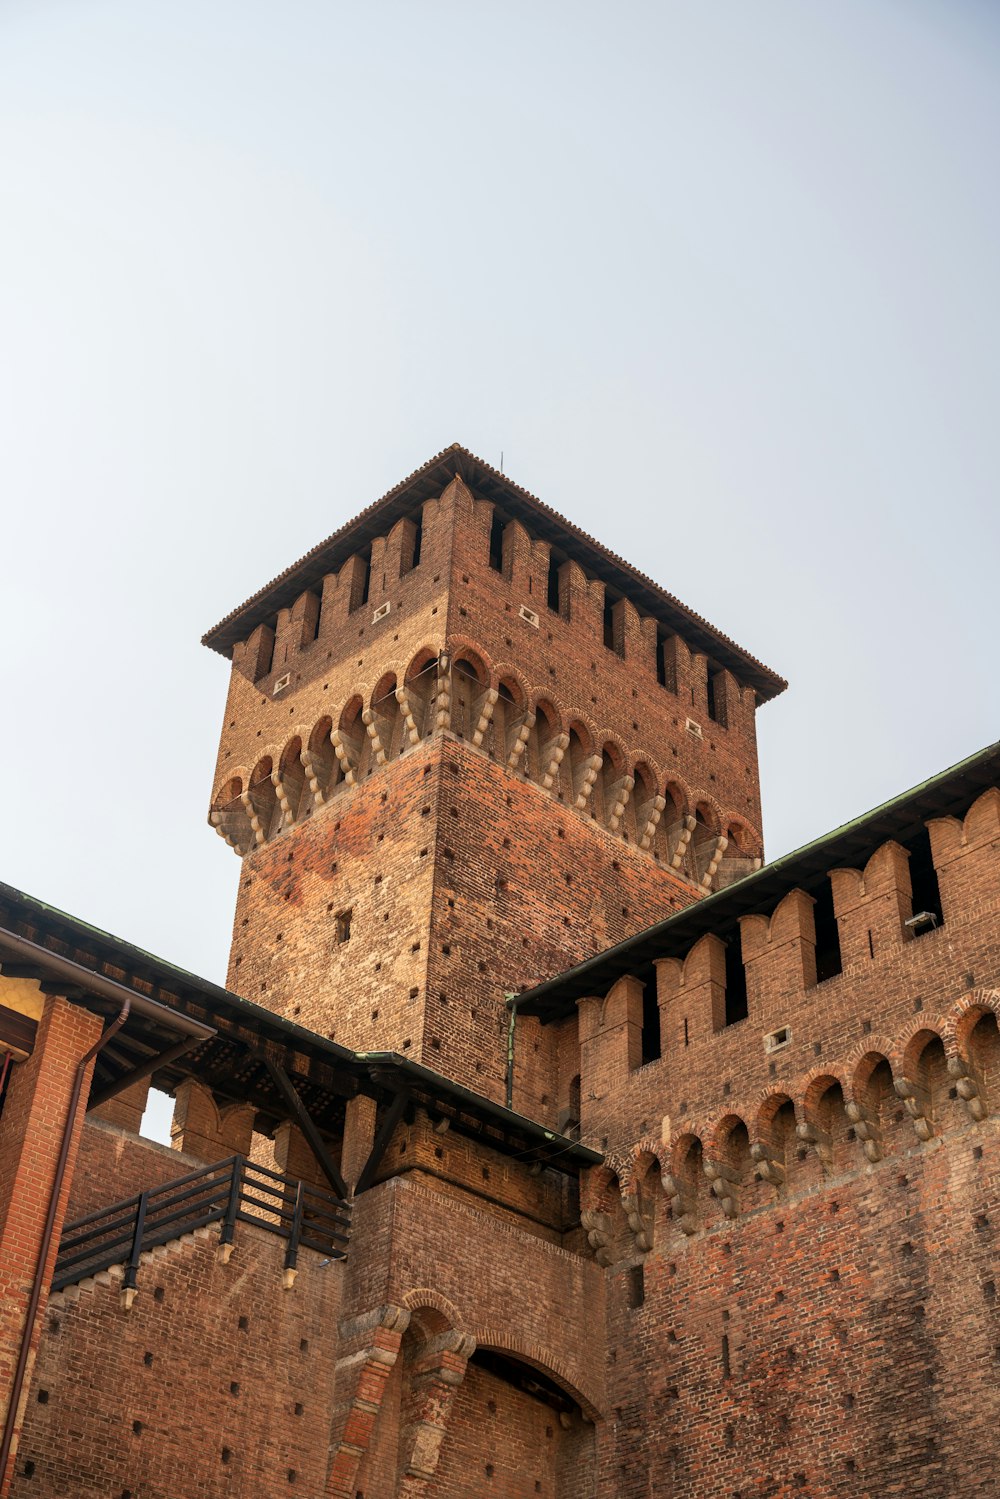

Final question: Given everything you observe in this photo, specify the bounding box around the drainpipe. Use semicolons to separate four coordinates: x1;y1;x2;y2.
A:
504;993;518;1111
0;998;130;1490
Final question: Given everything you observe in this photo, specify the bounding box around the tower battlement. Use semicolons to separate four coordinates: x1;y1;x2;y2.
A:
204;448;784;1106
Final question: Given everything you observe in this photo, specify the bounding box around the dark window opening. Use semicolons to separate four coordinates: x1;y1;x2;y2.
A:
813;879;842;983
335;909;353;944
565;1074;581;1139
254;628;275;682
311;593;322;640
410;512;422;570
641;973;661;1064
724;937;748;1026
660;637;677;693
906;827;943;933
628;1264;645;1309
488;512;505;573
350;553;371;612
468;1349;576;1415
547;552;561;613
603;594;615;651
707;668;726;725
498;681;515;704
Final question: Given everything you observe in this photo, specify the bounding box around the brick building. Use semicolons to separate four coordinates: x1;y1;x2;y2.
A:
1;444;998;1497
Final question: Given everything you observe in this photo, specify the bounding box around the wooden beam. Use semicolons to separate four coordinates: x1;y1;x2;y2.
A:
260;1056;349;1199
354;1091;410;1196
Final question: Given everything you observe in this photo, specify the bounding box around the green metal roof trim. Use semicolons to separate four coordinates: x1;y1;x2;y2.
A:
356;1050;604;1165
516;740;1000;1023
201;443;786;701
0;882;597;1167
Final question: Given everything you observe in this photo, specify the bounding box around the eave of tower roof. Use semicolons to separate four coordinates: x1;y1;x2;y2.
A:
201;443;787;702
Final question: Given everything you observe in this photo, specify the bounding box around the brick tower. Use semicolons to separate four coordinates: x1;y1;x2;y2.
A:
203;445;785;1115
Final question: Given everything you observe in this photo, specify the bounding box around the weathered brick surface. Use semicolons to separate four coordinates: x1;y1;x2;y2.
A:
0;996;102;1492
10;1226;342;1499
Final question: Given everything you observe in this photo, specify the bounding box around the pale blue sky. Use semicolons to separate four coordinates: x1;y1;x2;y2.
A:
2;0;997;993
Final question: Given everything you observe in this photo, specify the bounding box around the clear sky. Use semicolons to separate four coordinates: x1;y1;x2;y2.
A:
2;0;997;993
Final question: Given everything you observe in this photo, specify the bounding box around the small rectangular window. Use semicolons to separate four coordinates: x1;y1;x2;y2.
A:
488;512;505;573
724;937;748;1027
627;1264;645;1309
334;909;353;944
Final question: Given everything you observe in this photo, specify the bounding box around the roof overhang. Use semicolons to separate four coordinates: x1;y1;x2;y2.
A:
201;443;786;702
0;882;596;1174
516;740;1000;1023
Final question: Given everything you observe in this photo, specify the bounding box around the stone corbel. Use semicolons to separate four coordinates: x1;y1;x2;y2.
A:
844;1100;883;1163
750;1141;786;1186
239;786;269;846
893;1076;934;1141
271;763;302;826
209;809;243;854
607;775;635;833
542;734;570;791
639;796;667;851
661;1172;698;1235
395;684;423;747
434;656;451;730
362;709;388;766
621;1192;652;1253
702;1158;739;1218
325;1304;411;1499
506;711;535;770
398;1331;476;1495
581;1209;614;1266
574;754;604;810
948;1055;987;1122
300;746;329;807
471;688;500;748
700;835;729;890
795;1120;832;1168
668;813;695;865
330;729;358;787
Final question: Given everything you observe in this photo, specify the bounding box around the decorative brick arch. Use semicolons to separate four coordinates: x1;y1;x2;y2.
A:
490;661;531;705
565;716;597;756
945;988;1000;1052
895;1019;953;1077
688;790;725;832
721;813;762;858
622;1141;667;1195
845;1035;897;1090
595;729;629;770
800;1067;851;1116
405;644;443;681
467;1326;603;1422
754;1090;796;1139
670;1129;706;1177
707;1110;750;1158
662;776;692;817
400;1287;469;1334
447;637;493;684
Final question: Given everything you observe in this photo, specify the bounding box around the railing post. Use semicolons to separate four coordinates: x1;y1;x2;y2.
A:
283;1179;305;1290
120;1191;148;1312
218;1155;244;1265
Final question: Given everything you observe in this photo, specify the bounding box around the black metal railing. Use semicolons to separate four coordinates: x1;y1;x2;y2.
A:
53;1155;351;1293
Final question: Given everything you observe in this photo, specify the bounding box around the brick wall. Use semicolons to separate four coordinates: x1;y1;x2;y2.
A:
11;1226;343;1499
